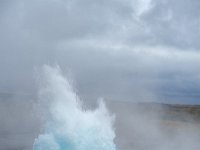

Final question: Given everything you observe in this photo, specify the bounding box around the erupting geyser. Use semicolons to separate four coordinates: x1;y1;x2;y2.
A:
33;65;116;150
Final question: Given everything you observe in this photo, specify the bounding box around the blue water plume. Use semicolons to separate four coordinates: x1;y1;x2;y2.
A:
33;65;116;150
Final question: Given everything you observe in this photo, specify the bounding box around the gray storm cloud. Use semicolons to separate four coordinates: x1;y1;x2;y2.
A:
1;0;200;103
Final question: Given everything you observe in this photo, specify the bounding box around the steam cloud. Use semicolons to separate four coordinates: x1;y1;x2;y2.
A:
33;65;116;150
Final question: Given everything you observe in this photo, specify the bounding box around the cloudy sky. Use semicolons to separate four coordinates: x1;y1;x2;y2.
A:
1;0;200;104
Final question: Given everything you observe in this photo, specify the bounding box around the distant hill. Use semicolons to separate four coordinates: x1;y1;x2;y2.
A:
107;101;200;123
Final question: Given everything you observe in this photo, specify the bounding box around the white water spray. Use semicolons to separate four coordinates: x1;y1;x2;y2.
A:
33;65;116;150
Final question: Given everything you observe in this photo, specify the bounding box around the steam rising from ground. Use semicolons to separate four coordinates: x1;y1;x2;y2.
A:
110;102;200;150
33;65;116;150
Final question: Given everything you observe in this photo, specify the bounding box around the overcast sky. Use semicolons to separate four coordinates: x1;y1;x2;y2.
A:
1;0;200;104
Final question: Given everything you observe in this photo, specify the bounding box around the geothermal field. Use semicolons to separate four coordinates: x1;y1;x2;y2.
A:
1;66;200;150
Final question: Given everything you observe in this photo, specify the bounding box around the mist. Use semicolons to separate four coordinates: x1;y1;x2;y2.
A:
109;102;200;150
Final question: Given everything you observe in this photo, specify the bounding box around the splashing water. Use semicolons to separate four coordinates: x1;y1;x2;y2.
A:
33;65;116;150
